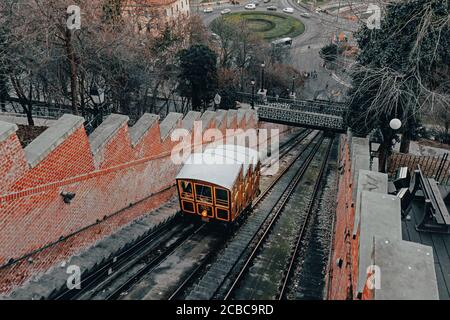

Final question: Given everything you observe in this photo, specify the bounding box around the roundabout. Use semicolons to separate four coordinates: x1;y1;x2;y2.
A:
219;11;305;40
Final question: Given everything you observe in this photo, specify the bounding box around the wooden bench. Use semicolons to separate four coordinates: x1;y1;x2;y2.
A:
411;166;450;233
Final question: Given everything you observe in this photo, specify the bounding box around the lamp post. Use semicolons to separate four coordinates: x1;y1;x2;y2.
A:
240;55;252;91
379;118;402;173
251;79;255;109
90;83;105;127
260;62;265;91
214;93;221;111
389;118;402;148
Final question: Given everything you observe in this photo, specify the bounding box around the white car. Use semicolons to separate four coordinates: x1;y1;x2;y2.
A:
300;12;310;17
221;8;231;14
245;3;256;9
315;7;323;13
210;33;221;42
203;7;213;13
283;7;294;13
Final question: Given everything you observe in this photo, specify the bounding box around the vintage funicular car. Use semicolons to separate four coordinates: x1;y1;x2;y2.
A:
176;145;261;223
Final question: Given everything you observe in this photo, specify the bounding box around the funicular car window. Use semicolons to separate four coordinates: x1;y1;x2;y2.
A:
195;184;213;203
179;180;193;199
182;200;195;213
216;207;229;221
215;188;229;207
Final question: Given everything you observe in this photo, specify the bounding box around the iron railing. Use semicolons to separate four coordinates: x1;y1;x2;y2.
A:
388;152;450;186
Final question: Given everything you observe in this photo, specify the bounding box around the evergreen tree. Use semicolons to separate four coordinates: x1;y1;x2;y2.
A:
178;44;218;111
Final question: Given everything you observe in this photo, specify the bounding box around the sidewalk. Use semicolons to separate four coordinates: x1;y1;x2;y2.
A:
0;112;58;127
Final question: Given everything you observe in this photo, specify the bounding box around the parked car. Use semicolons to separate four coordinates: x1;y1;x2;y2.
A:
221;8;231;14
300;12;310;17
267;5;277;10
203;7;213;13
271;37;293;47
210;33;221;42
282;7;294;13
244;3;256;9
315;7;323;13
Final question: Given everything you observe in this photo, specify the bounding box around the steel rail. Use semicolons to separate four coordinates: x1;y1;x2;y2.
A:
277;137;334;299
103;223;206;300
254;130;319;205
52;214;184;300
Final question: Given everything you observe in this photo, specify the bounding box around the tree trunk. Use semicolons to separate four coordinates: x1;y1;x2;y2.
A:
0;96;5;112
64;29;79;115
378;129;394;174
22;104;34;126
378;143;388;173
192;92;201;111
26;109;35;126
0;76;7;112
79;72;86;117
399;134;410;153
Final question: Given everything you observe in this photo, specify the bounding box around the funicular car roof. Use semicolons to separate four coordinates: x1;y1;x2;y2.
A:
176;145;259;190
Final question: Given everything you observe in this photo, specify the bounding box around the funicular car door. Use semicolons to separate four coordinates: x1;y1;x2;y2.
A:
214;186;230;222
178;180;196;214
194;182;215;220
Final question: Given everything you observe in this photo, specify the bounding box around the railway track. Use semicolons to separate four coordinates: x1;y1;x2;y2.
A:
100;223;206;300
179;132;325;300
54;129;309;300
277;138;334;299
222;137;333;300
52;215;197;300
221;138;333;300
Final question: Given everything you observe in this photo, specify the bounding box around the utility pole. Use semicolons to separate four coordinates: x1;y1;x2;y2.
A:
336;0;341;43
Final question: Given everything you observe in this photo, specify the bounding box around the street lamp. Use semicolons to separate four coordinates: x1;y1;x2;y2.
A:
251;79;256;109
389;118;402;131
90;83;106;127
214;93;221;111
291;75;296;94
260;62;265;91
90;84;105;106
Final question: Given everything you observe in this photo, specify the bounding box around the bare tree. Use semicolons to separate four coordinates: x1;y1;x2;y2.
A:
348;0;450;171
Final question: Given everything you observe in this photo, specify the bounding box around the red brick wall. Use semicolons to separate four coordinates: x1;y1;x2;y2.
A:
11;127;95;191
327;135;356;300
0;134;28;194
0;111;291;294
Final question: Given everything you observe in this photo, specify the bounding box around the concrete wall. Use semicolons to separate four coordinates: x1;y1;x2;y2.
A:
0;109;291;294
328;134;439;300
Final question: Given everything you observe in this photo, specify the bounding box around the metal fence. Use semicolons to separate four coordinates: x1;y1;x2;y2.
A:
0;100;138;136
1;105;71;120
388;152;450;186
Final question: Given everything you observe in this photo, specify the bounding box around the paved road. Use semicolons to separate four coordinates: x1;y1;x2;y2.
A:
197;0;359;100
